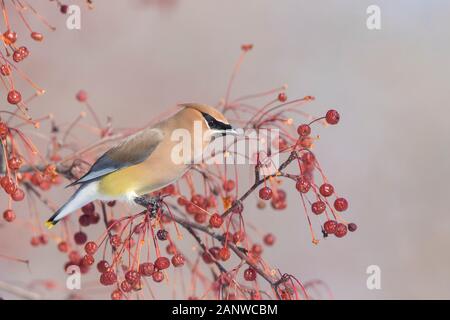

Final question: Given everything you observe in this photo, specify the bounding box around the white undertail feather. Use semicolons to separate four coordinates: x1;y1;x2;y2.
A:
46;182;101;228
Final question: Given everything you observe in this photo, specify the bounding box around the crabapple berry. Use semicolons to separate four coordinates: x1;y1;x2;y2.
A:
325;109;340;125
157;229;168;241
311;201;326;215
323;220;338;234
348;223;358;232
209;213;223;228
244;267;257;281
296;176;311;193
125;270;141;285
278;92;287;102
7;90;22;104
263;233;275;246
335;223;348;238
259;187;273;200
334;198;348;212
223;179;235;192
155;257;170;270
219;247;231;261
3;209;15;222
84;241;97;254
319;183;334;197
74;231;87;245
139;262;155;276
97;260;110;273
297;124;311;137
171;253;185;267
152;271;164;282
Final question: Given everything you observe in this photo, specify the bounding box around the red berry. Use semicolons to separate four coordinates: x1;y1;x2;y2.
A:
60;5;68;14
219;247;231;261
241;44;253;51
152;271;164;282
76;90;87;102
110;234;121;248
251;244;263;257
84;241;97;254
139;262;155;276
97;260;110;273
81;202;95;214
233;231;245;244
334;198;348;212
323;220;338;234
7;90;22;104
259;187;273;200
231;201;243;214
155;257;170;270
74;231;87;245
311;201;326;215
194;212;207;224
111;289;122;300
39;234;48;245
171;253;185;267
209;213;223;228
243;267;257;281
3;209;15;222
223;179;235;192
295;176;311;193
348;223;358;232
263;233;275;246
78;214;91;227
3;30;17;44
335;223;348;238
202;252;214;264
30;236;40;246
166;244;177;255
81;254;95;266
0;65;10;76
11;188;25;201
8;156;22;170
125;270;140;285
297;124;311;137
0;122;8;138
30;32;43;42
325;109;340;125
58;241;69;252
100;271;117;286
278;92;287;102
120;280;132;292
319;183;334;197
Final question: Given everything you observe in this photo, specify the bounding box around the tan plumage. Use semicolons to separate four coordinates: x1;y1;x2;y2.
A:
45;104;234;228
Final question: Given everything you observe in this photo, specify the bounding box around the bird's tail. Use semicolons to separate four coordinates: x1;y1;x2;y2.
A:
45;182;99;229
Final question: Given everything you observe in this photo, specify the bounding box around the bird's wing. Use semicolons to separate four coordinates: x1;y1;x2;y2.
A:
67;128;164;187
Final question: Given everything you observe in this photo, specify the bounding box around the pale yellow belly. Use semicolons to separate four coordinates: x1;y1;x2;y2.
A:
98;160;187;197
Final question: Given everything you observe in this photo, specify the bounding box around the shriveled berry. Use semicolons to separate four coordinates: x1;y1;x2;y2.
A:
120;280;132;292
81;202;95;214
157;229;168;241
78;214;91;227
100;271;117;286
231;200;243;214
348;223;358;232
319;183;334;197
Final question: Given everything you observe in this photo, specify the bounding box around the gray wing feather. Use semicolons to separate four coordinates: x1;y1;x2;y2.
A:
67;128;164;187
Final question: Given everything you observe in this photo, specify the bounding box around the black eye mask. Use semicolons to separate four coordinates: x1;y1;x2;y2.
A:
201;112;232;131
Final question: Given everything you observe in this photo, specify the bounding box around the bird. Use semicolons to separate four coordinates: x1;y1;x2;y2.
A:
45;103;236;228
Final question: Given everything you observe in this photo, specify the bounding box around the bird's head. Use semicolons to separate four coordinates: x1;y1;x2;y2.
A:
179;103;238;136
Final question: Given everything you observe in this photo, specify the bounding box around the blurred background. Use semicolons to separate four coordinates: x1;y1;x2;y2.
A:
1;0;450;299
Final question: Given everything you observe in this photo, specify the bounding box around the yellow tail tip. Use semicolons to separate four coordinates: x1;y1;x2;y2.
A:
45;221;55;229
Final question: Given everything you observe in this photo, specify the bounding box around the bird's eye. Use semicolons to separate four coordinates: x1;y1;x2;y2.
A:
201;112;231;131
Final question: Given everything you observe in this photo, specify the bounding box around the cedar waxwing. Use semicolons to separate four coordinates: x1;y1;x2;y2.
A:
45;103;236;228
